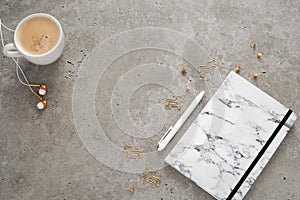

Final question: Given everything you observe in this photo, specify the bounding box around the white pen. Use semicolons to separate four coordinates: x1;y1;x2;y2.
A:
157;91;205;151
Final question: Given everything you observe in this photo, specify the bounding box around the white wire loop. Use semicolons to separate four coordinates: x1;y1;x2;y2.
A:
1;18;34;93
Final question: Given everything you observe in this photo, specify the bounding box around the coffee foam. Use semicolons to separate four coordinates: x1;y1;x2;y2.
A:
31;34;52;53
17;17;59;55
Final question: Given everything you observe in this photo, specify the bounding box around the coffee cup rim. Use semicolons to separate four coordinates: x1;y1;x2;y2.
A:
14;13;63;58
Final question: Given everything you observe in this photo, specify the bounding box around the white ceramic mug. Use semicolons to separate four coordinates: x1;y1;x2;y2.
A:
3;13;64;65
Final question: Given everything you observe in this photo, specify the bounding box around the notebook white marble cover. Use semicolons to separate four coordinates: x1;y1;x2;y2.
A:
165;71;297;200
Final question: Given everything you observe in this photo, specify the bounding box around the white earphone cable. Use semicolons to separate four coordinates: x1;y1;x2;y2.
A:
1;19;34;93
13;57;35;93
0;19;6;47
1;23;14;32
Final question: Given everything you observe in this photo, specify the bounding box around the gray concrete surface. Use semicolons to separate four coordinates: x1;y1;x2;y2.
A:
0;0;299;199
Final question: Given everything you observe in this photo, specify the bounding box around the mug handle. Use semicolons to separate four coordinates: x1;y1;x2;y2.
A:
3;43;23;57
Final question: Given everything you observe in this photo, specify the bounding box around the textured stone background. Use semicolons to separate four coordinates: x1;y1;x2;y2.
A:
0;0;299;199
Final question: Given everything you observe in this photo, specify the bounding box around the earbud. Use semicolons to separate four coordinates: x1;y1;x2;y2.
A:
38;85;47;96
37;100;47;110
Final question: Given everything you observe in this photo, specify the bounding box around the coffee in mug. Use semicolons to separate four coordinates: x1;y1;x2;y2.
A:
3;13;64;65
18;17;60;55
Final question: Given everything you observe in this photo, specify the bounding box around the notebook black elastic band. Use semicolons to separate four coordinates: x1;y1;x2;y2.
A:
226;109;293;200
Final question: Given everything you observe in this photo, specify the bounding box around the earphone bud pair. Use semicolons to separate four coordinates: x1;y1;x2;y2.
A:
27;84;48;110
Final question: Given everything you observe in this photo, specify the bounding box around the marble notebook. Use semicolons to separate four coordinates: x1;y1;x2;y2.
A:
165;71;297;200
